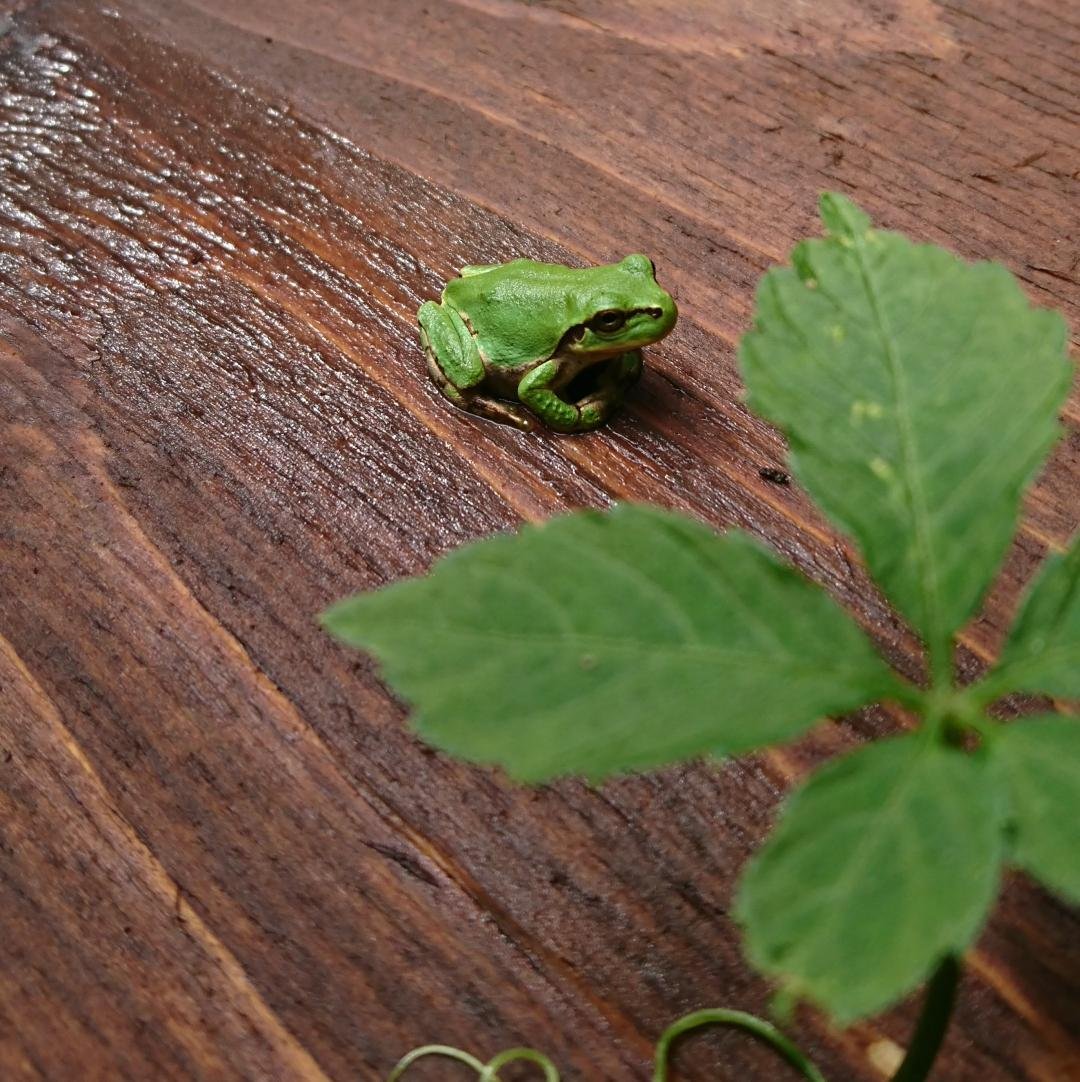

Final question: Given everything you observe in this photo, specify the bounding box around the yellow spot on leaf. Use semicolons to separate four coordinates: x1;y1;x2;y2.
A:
870;456;893;480
851;400;884;422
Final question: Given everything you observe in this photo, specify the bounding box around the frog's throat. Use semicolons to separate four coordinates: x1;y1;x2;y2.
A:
551;347;618;381
545;349;640;404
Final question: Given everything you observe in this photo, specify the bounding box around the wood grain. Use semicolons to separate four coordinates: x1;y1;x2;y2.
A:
0;1;1077;1078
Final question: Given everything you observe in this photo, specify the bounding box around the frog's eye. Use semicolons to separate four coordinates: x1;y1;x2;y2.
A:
590;310;627;334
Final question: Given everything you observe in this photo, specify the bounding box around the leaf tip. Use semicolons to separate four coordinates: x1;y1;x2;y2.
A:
319;595;364;644
818;191;872;242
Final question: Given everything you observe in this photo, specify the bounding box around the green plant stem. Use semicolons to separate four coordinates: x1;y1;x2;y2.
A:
890;956;961;1082
652;1009;828;1082
652;960;959;1082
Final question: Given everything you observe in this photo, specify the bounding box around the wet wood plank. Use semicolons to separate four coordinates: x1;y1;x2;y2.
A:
0;1;1077;1078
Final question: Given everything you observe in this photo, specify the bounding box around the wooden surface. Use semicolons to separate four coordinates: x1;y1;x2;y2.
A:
1;1;1077;1078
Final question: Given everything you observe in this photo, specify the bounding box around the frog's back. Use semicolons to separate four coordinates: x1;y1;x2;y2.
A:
442;259;584;368
444;259;570;298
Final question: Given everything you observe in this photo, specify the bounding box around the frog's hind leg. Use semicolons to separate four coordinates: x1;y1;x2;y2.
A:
425;353;535;431
418;301;484;391
418;303;534;431
458;394;536;431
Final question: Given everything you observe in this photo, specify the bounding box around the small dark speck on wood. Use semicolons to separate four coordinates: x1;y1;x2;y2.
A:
759;467;791;485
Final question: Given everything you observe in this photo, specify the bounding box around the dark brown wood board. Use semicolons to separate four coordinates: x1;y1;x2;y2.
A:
0;1;1077;1078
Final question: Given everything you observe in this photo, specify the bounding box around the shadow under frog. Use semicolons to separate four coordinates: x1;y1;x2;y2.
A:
418;254;678;433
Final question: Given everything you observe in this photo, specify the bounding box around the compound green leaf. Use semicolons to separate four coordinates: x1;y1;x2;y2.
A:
322;505;903;781
989;536;1080;699
996;716;1080;903
736;733;1004;1022
740;194;1070;658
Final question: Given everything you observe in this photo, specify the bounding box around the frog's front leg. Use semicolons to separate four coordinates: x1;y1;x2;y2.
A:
516;359;585;432
518;352;641;433
419;301;534;431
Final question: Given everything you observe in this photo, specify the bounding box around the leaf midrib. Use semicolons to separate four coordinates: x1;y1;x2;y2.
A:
849;232;944;659
780;741;960;1013
364;621;883;678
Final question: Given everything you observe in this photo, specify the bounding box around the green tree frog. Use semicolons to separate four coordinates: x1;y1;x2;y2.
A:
418;254;678;432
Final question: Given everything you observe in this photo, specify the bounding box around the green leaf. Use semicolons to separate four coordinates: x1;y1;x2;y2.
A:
736;733;1004;1022
739;193;1071;658
989;536;1080;699
322;505;902;781
996;716;1080;902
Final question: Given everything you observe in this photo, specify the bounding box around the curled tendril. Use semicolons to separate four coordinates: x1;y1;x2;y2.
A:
387;1011;825;1082
652;1009;828;1082
387;1044;561;1081
387;957;960;1082
486;1048;562;1080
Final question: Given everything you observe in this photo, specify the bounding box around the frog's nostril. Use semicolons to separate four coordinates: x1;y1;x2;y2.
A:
647;307;662;319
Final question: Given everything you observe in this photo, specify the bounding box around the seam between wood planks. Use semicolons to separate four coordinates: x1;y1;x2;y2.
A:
76;433;662;1074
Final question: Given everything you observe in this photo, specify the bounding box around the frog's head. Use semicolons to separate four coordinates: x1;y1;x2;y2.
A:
563;254;678;359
